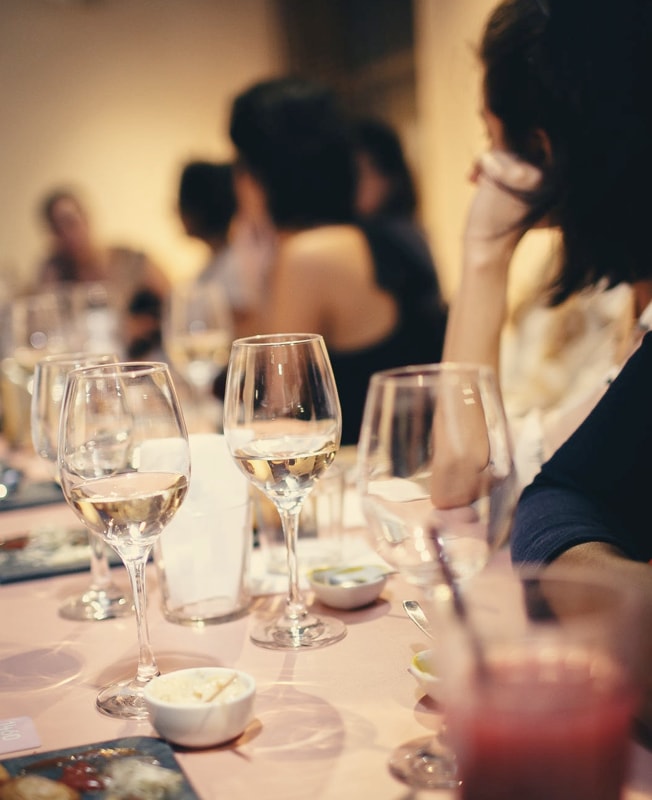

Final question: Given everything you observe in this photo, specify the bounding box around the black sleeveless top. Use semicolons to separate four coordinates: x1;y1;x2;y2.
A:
329;220;447;445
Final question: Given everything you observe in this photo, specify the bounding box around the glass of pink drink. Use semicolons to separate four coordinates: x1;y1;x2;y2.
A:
433;567;646;800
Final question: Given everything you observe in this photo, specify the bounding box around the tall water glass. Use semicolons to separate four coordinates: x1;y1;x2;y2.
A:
223;333;345;650
357;363;517;789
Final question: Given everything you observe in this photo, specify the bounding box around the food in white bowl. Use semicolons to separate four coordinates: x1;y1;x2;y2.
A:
144;667;255;748
408;649;442;704
307;564;391;610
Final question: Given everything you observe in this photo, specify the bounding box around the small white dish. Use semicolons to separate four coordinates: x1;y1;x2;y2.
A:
144;667;256;748
307;564;391;610
408;649;442;704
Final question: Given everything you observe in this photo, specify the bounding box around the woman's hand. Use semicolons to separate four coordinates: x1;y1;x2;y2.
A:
443;150;544;371
464;149;543;251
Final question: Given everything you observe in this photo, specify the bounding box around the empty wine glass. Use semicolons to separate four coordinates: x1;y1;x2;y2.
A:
223;333;346;650
9;290;79;371
357;363;517;790
164;280;233;429
58;362;190;718
31;352;133;621
1;291;80;449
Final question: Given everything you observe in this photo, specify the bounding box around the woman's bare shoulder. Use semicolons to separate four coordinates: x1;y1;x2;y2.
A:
280;225;369;278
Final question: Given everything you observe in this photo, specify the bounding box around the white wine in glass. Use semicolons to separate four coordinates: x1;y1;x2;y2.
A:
223;333;346;650
164;280;232;428
357;363;517;790
31;352;133;621
58;362;190;719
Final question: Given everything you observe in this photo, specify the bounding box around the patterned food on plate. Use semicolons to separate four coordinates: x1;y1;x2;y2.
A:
0;738;197;800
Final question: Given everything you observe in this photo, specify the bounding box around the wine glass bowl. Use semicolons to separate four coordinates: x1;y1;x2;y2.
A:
58;362;190;718
164;280;233;429
356;362;517;790
223;333;346;650
9;291;79;371
31;351;132;621
358;363;515;588
1;291;81;449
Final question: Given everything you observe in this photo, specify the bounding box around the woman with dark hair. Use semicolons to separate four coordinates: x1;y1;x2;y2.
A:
443;0;652;487
455;0;652;680
178;161;235;244
446;0;652;371
229;76;447;445
353;117;417;220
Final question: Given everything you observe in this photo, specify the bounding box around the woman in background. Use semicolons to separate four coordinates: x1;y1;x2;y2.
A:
177;160;273;338
228;77;447;445
352;116;445;317
353;116;417;221
38;187;170;357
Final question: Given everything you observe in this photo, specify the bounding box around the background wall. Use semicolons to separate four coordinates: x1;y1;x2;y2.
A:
0;0;284;290
0;0;552;308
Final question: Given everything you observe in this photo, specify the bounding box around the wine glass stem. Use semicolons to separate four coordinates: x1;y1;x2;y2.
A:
279;508;308;620
122;548;159;686
88;533;114;591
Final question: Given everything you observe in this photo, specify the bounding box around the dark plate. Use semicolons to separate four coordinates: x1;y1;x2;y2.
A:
0;736;199;798
0;524;123;584
0;479;63;512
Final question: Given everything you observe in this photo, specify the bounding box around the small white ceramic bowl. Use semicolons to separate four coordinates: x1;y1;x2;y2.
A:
307;564;391;610
144;667;256;748
408;649;442;704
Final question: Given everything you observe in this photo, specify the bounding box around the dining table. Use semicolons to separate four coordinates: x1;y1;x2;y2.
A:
2;459;652;800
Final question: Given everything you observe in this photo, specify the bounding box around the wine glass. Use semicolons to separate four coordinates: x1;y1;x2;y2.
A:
1;291;80;449
223;333;346;650
163;280;233;429
356;363;517;790
31;352;133;621
8;290;79;370
58;362;190;719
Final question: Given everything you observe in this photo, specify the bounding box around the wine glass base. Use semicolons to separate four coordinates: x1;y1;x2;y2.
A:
388;734;460;790
250;613;346;650
59;586;134;621
96;677;152;720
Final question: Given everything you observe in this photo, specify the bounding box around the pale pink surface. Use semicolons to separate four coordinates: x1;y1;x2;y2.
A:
1;502;652;800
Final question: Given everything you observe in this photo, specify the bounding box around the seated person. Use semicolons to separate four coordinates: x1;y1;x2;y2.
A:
352;116;445;314
37;187;170;357
511;332;652;568
480;0;652;730
177;160;272;338
228;77;448;445
441;0;652;490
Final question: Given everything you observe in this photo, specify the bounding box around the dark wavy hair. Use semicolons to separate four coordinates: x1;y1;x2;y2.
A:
353;117;417;218
481;0;652;303
229;76;356;228
178;161;235;239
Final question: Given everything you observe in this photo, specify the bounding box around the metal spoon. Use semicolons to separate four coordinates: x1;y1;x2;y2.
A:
403;599;433;639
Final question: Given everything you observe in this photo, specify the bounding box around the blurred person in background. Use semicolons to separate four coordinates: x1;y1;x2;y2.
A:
353;116;417;221
177;160;273;338
353;116;446;316
227;76;448;445
37;187;170;357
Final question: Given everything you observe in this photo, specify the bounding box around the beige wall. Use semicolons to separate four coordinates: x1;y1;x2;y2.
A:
0;0;284;290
